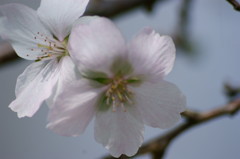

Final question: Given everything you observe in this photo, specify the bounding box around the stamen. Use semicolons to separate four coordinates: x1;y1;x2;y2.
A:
112;98;117;112
117;90;123;102
30;32;68;61
104;75;134;112
37;44;53;50
121;103;127;112
124;94;133;104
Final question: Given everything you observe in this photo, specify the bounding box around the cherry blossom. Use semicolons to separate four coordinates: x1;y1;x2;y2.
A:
47;17;186;157
0;0;89;118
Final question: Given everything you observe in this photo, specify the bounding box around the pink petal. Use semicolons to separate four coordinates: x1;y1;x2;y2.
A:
94;106;144;157
132;81;186;129
46;56;81;108
128;28;176;82
10;60;60;118
68;17;126;76
47;80;101;136
37;0;89;41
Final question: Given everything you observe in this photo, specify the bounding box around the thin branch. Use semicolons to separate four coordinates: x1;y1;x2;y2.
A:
87;0;163;18
224;83;240;100
227;0;240;11
102;98;240;159
0;42;17;65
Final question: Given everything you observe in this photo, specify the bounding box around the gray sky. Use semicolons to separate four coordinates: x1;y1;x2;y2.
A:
0;0;240;159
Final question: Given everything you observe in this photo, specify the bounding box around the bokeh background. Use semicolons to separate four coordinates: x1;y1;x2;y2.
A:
0;0;240;159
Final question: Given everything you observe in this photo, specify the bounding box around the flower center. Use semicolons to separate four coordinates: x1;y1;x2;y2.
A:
84;58;142;112
105;75;133;112
29;32;68;61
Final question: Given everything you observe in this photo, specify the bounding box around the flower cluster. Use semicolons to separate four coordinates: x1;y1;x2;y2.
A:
0;0;186;157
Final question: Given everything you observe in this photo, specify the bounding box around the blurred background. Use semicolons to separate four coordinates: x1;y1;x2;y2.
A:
0;0;240;159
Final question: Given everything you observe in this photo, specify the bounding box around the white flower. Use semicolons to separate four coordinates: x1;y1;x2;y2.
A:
47;17;186;157
0;0;89;118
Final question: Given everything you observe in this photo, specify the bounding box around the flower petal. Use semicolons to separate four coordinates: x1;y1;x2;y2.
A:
68;17;126;76
94;106;144;157
0;3;52;60
74;16;99;26
37;0;89;41
46;56;81;108
128;28;176;82
10;60;60;118
47;80;101;136
131;80;186;129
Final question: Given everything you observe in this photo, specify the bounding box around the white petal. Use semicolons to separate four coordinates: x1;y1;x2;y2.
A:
0;3;52;60
74;16;100;26
128;28;176;82
38;0;89;41
47;80;101;136
10;60;60;118
94;106;144;157
69;17;126;75
132;81;186;129
46;56;81;108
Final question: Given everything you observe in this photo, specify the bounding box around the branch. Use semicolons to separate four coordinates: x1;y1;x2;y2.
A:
0;42;17;65
87;0;163;18
227;0;240;11
224;83;240;100
102;98;240;159
0;0;166;66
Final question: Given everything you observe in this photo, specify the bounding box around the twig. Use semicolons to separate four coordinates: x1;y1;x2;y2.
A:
224;83;240;100
87;0;163;17
102;98;240;159
226;0;240;11
0;42;17;65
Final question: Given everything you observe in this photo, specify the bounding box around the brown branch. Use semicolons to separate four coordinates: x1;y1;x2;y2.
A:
227;0;240;11
102;98;240;159
0;42;17;65
224;83;240;99
0;0;166;66
86;0;163;18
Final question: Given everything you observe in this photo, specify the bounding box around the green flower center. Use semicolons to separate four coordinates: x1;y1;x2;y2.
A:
97;75;141;112
105;75;133;112
83;57;142;112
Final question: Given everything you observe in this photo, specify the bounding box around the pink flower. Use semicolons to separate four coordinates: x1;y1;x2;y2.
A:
0;0;89;118
47;17;186;157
